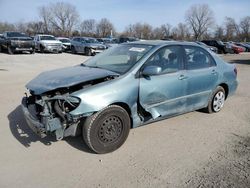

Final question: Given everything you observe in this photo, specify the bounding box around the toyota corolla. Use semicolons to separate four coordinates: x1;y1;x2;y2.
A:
22;41;238;153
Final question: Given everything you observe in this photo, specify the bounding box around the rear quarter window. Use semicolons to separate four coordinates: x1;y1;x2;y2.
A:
184;46;216;70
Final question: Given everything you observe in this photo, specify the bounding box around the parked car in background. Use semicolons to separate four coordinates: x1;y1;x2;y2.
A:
22;41;238;154
0;34;4;52
201;40;232;54
100;38;119;48
0;31;35;54
234;42;250;52
57;37;71;52
34;34;62;53
71;37;107;56
195;41;218;53
117;37;139;43
225;42;245;54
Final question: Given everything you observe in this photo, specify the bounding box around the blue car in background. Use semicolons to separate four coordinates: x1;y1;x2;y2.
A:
22;41;238;153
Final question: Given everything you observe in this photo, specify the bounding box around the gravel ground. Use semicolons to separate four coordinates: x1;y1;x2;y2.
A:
0;52;249;188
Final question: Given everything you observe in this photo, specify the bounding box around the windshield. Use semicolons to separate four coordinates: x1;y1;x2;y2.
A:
218;41;224;45
7;32;29;38
84;44;153;74
85;38;98;43
40;36;56;40
59;39;70;43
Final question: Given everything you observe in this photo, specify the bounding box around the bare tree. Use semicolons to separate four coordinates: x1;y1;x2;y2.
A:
26;21;45;35
123;24;134;37
96;18;115;38
123;23;153;39
240;16;250;41
39;2;79;36
80;19;96;36
0;22;15;33
153;24;172;39
214;26;224;40
185;4;214;40
15;22;29;33
38;6;51;33
140;23;153;39
172;23;190;40
224;17;240;41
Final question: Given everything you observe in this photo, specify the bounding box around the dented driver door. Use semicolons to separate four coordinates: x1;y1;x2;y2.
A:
139;45;188;119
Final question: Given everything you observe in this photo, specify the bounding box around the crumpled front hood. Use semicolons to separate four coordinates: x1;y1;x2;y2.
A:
26;65;119;95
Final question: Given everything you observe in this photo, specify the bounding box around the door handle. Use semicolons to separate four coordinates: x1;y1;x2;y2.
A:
179;75;188;80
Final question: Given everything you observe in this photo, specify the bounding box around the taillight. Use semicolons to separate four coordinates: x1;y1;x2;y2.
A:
234;66;237;76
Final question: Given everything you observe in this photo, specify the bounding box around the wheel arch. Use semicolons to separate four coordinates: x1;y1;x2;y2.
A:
218;83;229;99
111;102;133;128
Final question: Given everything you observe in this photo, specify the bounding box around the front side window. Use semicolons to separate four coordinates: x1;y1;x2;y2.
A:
144;45;183;74
184;46;216;70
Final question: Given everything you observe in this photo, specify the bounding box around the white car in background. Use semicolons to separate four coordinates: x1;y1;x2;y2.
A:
57;37;71;52
34;34;62;53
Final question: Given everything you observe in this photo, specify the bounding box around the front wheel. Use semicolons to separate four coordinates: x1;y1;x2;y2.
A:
82;105;131;154
71;46;77;54
85;48;92;56
204;86;225;113
8;46;14;54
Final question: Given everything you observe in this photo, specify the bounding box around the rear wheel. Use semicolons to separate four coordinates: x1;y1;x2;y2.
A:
82;105;130;154
204;86;225;113
85;48;92;56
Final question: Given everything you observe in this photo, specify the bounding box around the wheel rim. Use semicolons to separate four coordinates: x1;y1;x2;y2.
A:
98;115;123;144
213;91;225;112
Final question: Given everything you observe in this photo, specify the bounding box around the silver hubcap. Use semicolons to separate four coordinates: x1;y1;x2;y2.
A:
213;91;225;112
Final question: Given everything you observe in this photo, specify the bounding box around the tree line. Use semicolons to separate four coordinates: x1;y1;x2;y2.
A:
0;2;249;42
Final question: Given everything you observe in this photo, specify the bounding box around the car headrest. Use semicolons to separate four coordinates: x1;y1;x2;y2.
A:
193;54;206;63
168;53;177;61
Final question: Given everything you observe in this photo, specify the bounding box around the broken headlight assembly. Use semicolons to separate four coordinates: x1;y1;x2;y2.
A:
55;96;81;113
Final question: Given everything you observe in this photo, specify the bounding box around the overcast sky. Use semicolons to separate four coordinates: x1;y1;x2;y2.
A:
0;0;249;31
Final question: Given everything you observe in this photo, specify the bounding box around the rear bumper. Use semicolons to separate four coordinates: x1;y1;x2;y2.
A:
228;80;238;97
21;97;46;138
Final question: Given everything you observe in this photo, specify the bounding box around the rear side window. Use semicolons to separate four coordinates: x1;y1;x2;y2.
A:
184;46;216;70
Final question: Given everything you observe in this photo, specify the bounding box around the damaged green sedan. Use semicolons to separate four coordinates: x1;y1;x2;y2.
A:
22;41;238;153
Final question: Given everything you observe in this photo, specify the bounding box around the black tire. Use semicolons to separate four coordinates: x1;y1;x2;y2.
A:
30;50;35;54
71;46;77;54
8;46;13;54
40;45;44;53
204;86;225;113
85;47;92;56
0;45;2;52
82;105;131;154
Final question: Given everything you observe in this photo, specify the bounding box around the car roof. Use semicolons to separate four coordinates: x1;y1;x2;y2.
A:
126;40;199;47
57;37;70;39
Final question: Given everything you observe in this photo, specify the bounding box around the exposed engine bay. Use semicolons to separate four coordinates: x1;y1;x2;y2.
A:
23;75;117;140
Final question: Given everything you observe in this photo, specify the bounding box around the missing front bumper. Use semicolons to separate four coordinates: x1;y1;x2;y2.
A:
21;97;47;138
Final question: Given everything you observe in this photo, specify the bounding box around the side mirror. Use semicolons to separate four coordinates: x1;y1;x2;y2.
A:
142;66;162;76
